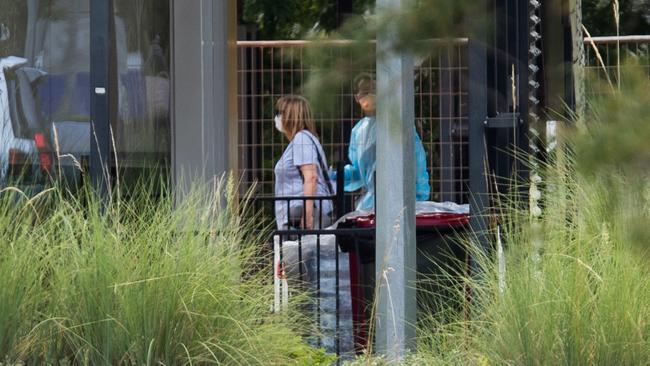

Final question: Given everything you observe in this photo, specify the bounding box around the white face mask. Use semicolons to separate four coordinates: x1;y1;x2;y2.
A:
274;114;284;133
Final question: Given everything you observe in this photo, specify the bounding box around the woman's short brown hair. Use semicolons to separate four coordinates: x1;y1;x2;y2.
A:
276;95;318;140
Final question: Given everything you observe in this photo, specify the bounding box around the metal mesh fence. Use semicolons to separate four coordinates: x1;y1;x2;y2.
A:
237;39;470;211
584;36;650;95
237;36;650;217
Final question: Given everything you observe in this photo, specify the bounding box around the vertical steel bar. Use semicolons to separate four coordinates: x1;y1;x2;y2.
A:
375;0;417;358
316;229;321;348
516;0;530;189
352;238;361;351
428;47;435;197
335;233;340;358
279;234;284;309
298;237;304;281
90;0;116;196
270;47;275;186
286;197;290;228
468;35;490;272
458;44;466;199
261;48;265;193
336;161;345;218
439;44;455;201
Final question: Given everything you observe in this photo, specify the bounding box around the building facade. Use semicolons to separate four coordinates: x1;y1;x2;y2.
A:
0;0;237;193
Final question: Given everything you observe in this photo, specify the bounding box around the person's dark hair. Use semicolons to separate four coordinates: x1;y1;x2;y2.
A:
354;73;376;98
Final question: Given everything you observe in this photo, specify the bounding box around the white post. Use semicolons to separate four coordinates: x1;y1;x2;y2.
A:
375;0;417;359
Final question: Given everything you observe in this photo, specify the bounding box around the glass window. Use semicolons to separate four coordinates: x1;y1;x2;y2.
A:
113;0;170;187
1;0;91;190
0;0;170;192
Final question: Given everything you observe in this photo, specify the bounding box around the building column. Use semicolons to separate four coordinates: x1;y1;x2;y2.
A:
171;0;238;196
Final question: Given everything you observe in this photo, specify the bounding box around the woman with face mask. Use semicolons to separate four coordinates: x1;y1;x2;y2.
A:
273;95;334;230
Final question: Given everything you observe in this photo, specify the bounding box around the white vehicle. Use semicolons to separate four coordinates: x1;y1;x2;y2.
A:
0;56;46;184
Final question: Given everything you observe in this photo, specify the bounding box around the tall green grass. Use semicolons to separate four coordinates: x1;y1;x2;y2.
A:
345;60;650;365
413;63;650;366
467;170;649;365
376;154;650;366
0;177;331;365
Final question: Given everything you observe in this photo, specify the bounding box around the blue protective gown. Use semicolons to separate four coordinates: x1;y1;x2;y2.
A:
343;116;430;210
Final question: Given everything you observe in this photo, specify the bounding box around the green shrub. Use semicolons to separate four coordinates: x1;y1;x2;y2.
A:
411;61;650;366
0;176;331;365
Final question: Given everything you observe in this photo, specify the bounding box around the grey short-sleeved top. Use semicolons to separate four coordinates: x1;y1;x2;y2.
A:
274;130;333;229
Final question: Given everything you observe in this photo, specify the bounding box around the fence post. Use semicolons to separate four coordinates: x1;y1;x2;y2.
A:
468;38;489;274
375;0;417;359
439;45;455;202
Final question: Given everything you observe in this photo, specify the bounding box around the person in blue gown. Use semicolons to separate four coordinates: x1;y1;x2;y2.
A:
340;73;430;211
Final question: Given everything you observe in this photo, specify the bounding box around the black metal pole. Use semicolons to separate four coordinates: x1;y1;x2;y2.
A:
468;36;490;269
439;46;455;202
516;0;531;189
90;0;116;196
562;0;576;112
336;161;345;219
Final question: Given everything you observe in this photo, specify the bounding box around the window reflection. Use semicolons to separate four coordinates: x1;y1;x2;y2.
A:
114;0;170;184
1;0;51;188
0;0;170;190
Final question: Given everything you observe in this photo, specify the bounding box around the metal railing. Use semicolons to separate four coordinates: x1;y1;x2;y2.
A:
257;191;373;361
583;35;650;94
260;191;470;361
272;227;375;360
